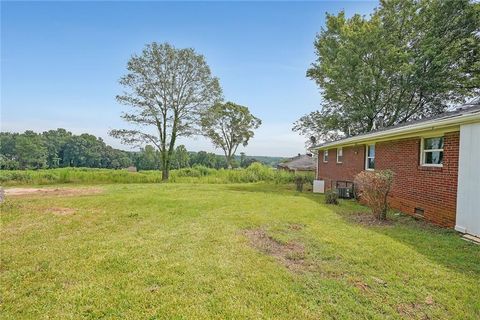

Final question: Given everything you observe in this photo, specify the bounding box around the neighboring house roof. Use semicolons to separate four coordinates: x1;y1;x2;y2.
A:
312;99;480;150
278;154;316;171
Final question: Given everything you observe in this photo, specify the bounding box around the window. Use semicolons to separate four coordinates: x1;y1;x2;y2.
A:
323;150;329;162
336;147;343;163
421;136;444;166
365;144;375;170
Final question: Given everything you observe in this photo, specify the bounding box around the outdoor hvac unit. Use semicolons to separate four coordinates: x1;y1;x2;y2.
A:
336;187;353;199
335;180;355;199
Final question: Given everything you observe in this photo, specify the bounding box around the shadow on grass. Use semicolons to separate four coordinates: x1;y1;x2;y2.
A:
225;183;306;196
331;200;480;276
375;217;480;275
227;183;480;277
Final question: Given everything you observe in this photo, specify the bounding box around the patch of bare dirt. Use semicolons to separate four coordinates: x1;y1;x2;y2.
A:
48;207;76;216
243;228;307;272
4;187;103;198
348;212;393;227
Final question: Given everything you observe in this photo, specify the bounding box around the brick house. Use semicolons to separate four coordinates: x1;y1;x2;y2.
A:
312;101;480;238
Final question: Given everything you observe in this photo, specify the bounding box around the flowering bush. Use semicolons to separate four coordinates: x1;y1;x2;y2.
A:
354;170;394;220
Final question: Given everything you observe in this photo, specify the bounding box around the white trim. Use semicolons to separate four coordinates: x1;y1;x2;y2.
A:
323;150;328;163
311;109;480;151
336;147;343;163
421;163;443;168
365;144;375;170
420;136;444;167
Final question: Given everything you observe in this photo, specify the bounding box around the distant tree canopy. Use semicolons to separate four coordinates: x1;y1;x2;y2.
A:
0;129;131;170
294;0;480;145
0;129;282;170
110;42;222;180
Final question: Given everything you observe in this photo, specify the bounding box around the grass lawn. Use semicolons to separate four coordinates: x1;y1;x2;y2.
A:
1;183;479;319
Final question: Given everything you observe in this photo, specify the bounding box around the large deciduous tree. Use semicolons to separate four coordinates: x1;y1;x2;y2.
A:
294;0;480;145
201;102;261;168
110;42;222;180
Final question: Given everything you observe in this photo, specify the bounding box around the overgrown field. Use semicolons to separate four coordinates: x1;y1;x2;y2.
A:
0;163;313;186
1;183;479;319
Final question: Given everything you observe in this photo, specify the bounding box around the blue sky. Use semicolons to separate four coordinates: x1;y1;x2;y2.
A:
1;1;377;157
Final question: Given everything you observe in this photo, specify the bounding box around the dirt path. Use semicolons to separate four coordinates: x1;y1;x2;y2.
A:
4;187;103;197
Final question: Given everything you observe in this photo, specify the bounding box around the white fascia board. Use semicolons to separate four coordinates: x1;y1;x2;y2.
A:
311;112;480;151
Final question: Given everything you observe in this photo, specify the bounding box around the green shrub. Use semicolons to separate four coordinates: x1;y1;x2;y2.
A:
324;189;339;205
294;175;305;192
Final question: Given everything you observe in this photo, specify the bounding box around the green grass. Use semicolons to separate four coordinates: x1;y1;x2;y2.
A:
1;183;479;319
0;164;312;186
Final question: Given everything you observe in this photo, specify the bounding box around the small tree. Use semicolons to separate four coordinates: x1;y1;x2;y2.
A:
294;175;305;192
201;102;261;168
354;170;394;220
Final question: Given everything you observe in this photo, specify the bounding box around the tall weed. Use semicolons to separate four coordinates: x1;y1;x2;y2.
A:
0;165;315;186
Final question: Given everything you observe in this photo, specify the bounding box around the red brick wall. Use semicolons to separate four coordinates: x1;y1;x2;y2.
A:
317;131;460;227
317;145;365;189
377;131;459;227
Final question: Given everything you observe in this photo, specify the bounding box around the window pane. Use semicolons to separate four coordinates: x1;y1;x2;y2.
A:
368;144;375;157
425;151;443;164
338;148;343;156
424;137;444;150
367;158;375;169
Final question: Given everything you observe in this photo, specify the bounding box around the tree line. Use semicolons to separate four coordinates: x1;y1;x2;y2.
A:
0;129;272;170
0;129;131;170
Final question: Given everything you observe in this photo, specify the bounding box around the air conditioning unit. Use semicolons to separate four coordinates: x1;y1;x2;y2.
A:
336;187;353;199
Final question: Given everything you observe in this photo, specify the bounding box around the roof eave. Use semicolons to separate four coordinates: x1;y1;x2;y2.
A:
311;111;480;151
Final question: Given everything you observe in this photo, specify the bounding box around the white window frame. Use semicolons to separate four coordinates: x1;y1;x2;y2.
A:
336;147;343;163
420;136;444;167
323;150;328;163
365;144;375;170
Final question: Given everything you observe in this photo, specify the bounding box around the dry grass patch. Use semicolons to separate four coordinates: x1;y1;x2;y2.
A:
48;207;76;216
288;223;305;231
4;187;103;198
396;299;435;320
244;228;308;272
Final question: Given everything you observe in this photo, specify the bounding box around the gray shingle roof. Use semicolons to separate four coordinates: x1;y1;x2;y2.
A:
277;154;316;171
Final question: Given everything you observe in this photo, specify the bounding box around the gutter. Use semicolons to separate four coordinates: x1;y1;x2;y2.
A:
311;110;480;150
